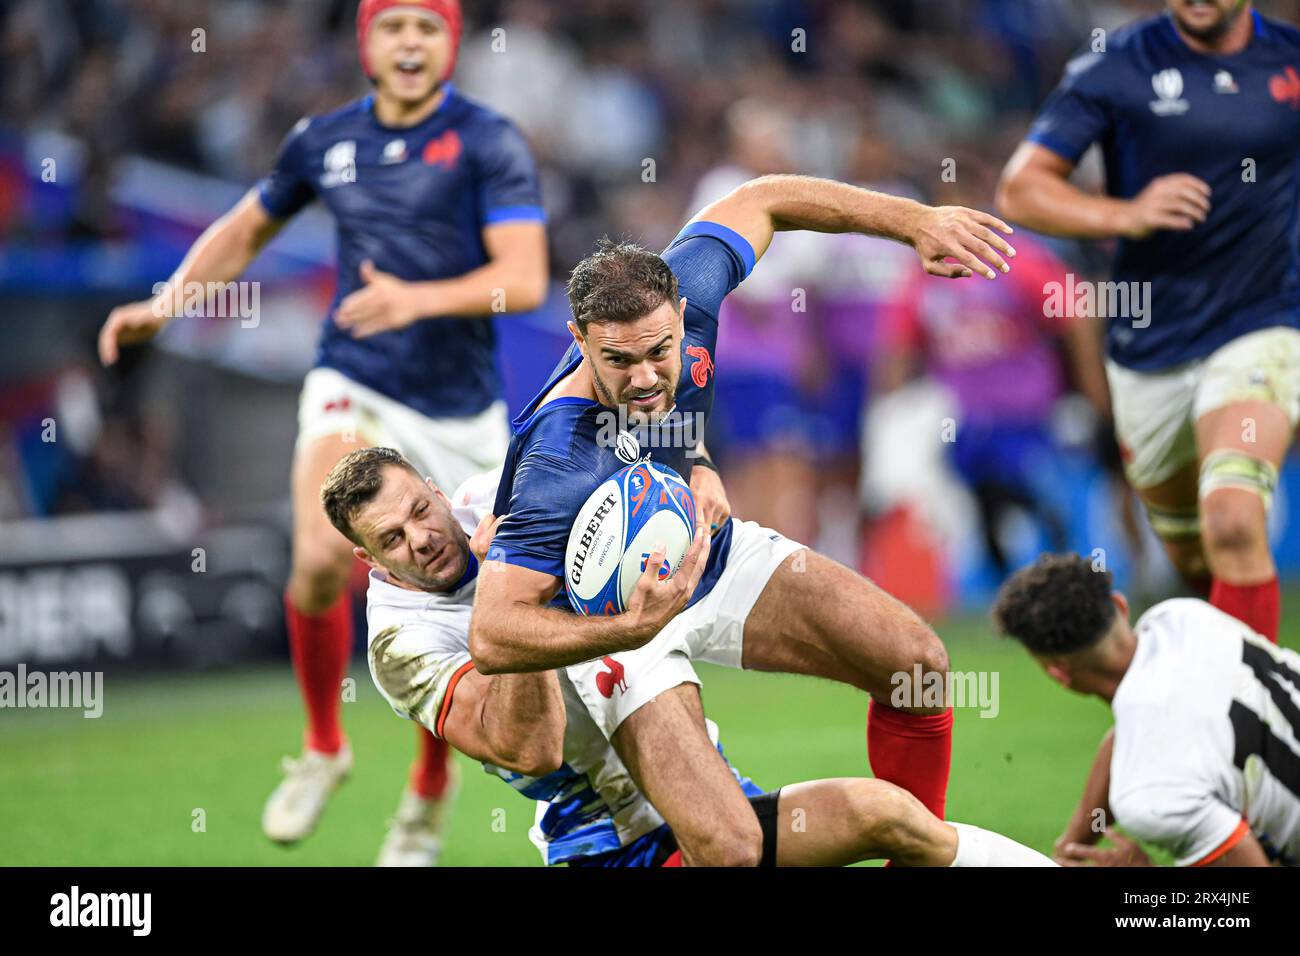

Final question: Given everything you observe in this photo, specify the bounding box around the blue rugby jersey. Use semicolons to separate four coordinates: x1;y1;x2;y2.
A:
491;724;762;866
488;221;757;610
257;86;545;417
363;470;760;867
1027;10;1300;370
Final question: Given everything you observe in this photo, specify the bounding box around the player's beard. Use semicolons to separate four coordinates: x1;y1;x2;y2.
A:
591;365;679;428
393;533;469;592
1173;0;1248;42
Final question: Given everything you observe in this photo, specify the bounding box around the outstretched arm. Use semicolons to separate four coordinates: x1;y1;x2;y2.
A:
691;173;1015;280
1054;727;1115;861
98;189;286;365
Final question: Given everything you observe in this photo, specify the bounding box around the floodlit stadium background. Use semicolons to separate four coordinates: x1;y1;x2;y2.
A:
2;0;1298;865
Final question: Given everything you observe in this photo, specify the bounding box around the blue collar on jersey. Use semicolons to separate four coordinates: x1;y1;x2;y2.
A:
1164;8;1268;53
362;83;458;132
511;391;592;435
450;550;479;591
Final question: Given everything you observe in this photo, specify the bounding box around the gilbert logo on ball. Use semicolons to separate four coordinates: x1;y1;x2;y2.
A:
565;460;696;616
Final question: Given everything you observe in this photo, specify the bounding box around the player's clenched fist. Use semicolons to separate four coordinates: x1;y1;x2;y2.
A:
624;525;711;638
98;298;171;366
908;205;1016;280
1120;173;1211;240
470;512;507;562
689;464;730;535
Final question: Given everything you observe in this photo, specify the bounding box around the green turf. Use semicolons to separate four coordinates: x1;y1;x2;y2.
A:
1;607;1295;866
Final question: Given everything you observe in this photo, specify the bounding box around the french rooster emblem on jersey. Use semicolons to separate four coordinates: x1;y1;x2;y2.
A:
686;345;714;388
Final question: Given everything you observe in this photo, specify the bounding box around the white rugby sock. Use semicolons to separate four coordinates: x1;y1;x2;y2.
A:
948;822;1057;867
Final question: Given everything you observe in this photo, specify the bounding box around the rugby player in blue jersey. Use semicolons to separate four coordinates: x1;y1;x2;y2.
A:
469;174;1016;865
997;0;1300;646
97;0;548;865
320;446;1053;867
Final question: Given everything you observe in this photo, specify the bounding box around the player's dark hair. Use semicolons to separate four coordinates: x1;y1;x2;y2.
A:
567;237;680;334
320;446;419;547
992;553;1118;655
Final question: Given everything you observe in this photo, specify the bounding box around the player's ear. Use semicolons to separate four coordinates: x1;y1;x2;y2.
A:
1111;591;1130;622
1042;658;1072;690
353;545;379;571
426;477;450;506
567;319;588;356
677;297;687;334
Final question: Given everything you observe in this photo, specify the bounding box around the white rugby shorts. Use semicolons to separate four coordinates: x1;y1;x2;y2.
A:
1106;326;1300;490
296;366;510;492
565;518;806;739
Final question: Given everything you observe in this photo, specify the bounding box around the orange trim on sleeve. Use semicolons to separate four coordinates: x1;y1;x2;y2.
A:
434;660;478;739
1191;818;1250;867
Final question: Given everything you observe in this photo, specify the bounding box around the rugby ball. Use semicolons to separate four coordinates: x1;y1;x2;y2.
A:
565;461;697;616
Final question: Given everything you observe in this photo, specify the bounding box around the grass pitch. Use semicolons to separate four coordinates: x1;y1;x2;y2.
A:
4;606;1293;866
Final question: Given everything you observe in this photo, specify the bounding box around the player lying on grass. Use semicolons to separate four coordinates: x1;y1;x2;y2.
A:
470;174;1017;864
994;552;1300;867
320;445;1053;866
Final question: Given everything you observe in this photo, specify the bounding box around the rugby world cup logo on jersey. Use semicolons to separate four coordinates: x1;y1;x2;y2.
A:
321;140;357;187
597;408;707;459
1149;68;1189;116
614;429;641;464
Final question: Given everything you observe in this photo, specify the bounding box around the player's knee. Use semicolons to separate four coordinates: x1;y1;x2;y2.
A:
848;780;933;863
1200;492;1267;557
681;814;763;867
288;539;353;611
908;622;949;683
874;619;949;711
1198;452;1277;557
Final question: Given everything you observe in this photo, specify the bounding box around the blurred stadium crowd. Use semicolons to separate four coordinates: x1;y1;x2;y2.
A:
4;0;1300;645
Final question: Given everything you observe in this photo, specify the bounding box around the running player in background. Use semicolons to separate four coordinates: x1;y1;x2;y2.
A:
997;0;1300;643
326;446;1054;867
96;0;548;865
995;552;1299;867
880;157;1110;577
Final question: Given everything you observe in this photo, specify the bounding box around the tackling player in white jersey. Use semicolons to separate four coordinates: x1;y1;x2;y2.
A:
320;445;1054;866
995;552;1300;866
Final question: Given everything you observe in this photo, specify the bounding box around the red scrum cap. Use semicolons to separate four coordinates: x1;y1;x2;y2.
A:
356;0;463;81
